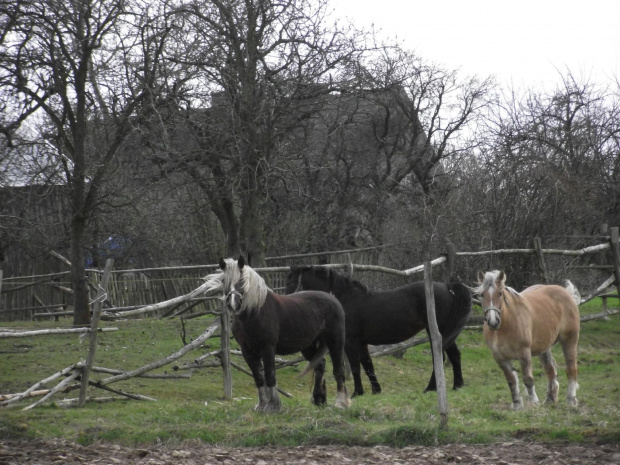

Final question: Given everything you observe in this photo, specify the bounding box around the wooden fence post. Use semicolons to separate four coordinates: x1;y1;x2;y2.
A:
0;269;3;313
533;237;549;284
424;261;448;429
220;300;233;399
78;258;114;407
609;227;620;291
443;243;456;282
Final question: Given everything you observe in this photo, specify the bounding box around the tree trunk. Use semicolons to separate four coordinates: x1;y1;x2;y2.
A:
70;212;90;327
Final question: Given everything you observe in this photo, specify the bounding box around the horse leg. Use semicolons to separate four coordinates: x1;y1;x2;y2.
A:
260;348;281;413
519;353;539;405
301;346;327;406
327;342;351;409
538;350;559;404
359;344;381;394
497;360;523;410
241;351;268;412
561;339;579;407
345;340;364;397
445;342;464;390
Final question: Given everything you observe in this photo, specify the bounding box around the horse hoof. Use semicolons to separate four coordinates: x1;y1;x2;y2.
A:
263;402;282;413
512;398;524;410
567;397;578;407
335;393;352;409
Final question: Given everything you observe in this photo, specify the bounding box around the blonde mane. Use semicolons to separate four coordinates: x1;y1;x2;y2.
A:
203;258;270;311
473;270;520;298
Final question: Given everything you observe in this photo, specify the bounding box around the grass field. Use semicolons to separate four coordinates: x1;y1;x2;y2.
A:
1;297;619;448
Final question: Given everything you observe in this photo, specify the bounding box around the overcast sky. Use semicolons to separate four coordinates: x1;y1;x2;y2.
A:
332;0;620;90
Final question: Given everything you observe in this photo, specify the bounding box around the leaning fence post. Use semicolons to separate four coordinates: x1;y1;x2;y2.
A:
424;261;448;429
220;300;233;399
78;258;114;407
609;227;620;291
533;237;549;284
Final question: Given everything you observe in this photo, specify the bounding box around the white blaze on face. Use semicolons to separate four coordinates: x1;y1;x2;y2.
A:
485;286;501;329
226;282;242;312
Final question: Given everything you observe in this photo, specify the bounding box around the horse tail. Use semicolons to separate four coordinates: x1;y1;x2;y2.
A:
439;280;473;349
564;280;581;305
298;343;329;378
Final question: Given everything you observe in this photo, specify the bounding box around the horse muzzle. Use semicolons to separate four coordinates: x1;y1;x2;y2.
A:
484;306;502;331
225;290;244;314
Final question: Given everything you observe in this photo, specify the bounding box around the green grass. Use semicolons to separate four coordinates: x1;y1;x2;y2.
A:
1;298;619;447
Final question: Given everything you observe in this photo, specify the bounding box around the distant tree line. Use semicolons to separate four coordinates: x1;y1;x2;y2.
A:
1;0;619;324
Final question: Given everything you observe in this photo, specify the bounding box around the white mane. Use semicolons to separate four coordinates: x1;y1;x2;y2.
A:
203;258;270;311
473;270;519;297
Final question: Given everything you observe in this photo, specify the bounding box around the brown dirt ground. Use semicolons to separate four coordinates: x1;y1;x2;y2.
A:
1;439;619;465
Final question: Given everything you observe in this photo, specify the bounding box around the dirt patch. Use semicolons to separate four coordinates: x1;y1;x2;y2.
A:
1;439;619;464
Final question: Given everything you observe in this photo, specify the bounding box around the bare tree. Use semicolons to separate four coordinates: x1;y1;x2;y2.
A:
0;0;175;324
143;0;366;265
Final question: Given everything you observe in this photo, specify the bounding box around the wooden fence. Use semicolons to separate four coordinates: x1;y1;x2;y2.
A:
2;240;618;421
1;228;619;321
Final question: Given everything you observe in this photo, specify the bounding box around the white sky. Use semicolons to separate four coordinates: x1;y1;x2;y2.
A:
331;0;620;90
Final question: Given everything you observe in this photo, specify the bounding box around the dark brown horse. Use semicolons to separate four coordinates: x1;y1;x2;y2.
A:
474;270;580;410
285;266;472;396
205;258;351;412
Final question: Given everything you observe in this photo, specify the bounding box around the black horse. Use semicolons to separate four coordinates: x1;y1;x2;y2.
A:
285;266;472;396
207;257;351;412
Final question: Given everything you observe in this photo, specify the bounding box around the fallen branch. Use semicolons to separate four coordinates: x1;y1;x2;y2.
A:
0;365;77;407
23;370;81;410
54;397;122;407
98;321;220;386
88;382;157;402
0;327;118;338
91;365;193;379
369;337;430;358
174;360;222;371
0;389;51;402
580;308;620;322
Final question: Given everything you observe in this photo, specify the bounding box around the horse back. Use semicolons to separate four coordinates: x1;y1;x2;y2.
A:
523;284;580;344
349;281;470;346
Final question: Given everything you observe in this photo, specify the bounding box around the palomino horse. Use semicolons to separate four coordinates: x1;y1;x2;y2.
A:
474;270;580;410
205;257;351;412
286;266;472;396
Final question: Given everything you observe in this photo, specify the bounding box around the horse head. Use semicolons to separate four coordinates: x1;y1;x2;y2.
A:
285;266;334;295
476;270;507;331
219;256;245;314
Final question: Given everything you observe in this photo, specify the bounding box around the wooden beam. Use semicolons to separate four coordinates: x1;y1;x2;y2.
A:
78;258;114;407
424;262;448;429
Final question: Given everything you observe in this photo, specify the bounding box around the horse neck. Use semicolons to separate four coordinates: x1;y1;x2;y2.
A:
497;290;521;330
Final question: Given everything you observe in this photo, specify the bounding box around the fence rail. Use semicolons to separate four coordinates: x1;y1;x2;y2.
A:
1;228;619;321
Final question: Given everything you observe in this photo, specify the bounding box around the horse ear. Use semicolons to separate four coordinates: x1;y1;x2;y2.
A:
219;257;226;270
238;256;245;270
497;270;506;285
477;270;484;284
